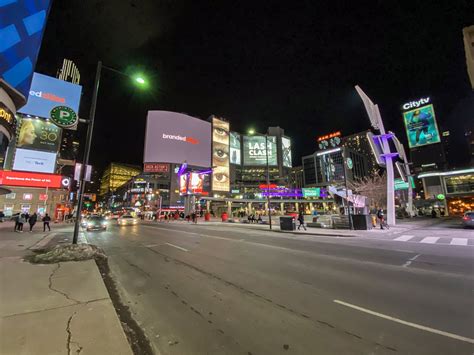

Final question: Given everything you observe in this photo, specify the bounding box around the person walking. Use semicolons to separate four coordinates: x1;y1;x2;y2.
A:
42;213;51;232
297;211;307;231
28;212;38;232
377;208;385;229
17;213;26;232
191;211;197;224
13;213;20;232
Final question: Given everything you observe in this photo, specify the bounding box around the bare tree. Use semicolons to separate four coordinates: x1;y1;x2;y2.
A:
349;172;387;210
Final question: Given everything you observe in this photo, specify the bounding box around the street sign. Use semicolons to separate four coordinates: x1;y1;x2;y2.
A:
302;188;320;198
50;106;78;129
345;157;353;170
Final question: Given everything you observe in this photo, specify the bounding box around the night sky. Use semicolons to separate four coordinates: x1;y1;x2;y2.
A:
35;1;474;173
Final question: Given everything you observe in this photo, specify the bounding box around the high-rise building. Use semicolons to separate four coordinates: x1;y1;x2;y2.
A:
100;163;141;198
57;59;80;84
463;25;474;90
342;130;379;174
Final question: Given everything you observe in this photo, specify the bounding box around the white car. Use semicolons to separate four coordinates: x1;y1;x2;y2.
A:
118;215;139;226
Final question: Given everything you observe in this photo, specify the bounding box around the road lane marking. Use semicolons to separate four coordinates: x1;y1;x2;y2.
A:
333;299;474;344
402;253;420;267
420;237;440;244
164;242;188;252
450;238;468;246
394;235;414;242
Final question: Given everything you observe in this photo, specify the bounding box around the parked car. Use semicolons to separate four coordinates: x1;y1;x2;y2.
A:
462;211;474;228
118;214;139;226
85;216;107;231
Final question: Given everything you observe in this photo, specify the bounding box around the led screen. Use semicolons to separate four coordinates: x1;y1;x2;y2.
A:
282;136;292;167
13;148;56;173
189;173;204;194
402;104;441;148
230;132;241;165
16;117;61;152
0;170;62;188
243;135;277;166
212;117;229;192
18;73;82;119
144;111;211;167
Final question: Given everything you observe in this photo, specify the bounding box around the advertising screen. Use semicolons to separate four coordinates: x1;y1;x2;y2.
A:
18;73;82;120
212;117;229;192
179;174;188;195
144;111;211;167
0;1;52;98
13;148;56;173
282;136;292;167
243;135;277;166
0;170;62;188
189;173;204;194
230;132;241;165
16;118;61;152
402;104;441;148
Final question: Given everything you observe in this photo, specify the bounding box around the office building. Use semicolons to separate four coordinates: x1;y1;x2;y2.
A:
99;163;141;198
463;25;474;90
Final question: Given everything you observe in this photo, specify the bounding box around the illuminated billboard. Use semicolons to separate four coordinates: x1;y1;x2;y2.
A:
13;148;56;173
0;1;52;97
230;132;241;165
18;73;82;123
179;174;188;195
16;117;61;152
282;136;292;168
402;104;441;148
144;111;211;167
0;170;62;188
243;135;277;166
189;173;204;194
212;117;229;192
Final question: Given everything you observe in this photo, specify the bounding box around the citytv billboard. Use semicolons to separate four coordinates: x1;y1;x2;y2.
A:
13;148;56;173
16;117;61;152
18;73;82;119
243;135;277;166
0;0;52;98
212;117;229;192
144;111;211;167
402;103;441;148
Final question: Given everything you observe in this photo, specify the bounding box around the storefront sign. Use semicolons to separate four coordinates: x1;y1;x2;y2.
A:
302;188;321;198
23;193;33;200
317;131;341;142
50;105;78;129
0;171;62;188
143;163;169;173
0;102;15;137
39;193;48;201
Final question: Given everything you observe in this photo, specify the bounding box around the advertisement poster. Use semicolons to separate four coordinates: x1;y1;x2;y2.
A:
230;132;241;165
18;73;82;122
179;174;188;195
402;104;441;148
189;173;204;194
16;118;61;152
0;170;62;188
243;135;277;166
13;148;57;173
281;137;292;167
212;117;230;192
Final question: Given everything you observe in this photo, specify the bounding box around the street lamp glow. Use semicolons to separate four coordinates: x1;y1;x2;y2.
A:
248;129;255;135
135;76;146;85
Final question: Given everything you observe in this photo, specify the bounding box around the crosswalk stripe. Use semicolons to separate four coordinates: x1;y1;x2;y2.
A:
394;235;415;241
420;237;440;244
450;238;468;246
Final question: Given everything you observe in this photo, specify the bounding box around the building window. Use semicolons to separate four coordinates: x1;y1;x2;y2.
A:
5;193;16;199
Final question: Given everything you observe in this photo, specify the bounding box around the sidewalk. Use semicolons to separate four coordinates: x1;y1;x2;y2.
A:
0;229;133;355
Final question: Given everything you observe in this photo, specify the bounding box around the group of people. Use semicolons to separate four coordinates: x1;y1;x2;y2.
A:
157;210;204;224
13;212;51;233
247;214;263;224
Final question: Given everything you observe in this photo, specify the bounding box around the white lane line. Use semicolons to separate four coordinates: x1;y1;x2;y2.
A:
164;242;188;252
394;235;415;242
420;237;440;244
145;244;159;248
333;299;474;344
450;238;468;246
402;253;421;267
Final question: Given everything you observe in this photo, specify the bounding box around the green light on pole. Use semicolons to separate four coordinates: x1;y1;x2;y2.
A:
135;76;146;85
248;129;255;135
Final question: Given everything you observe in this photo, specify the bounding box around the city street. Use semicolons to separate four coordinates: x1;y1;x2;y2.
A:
79;221;474;355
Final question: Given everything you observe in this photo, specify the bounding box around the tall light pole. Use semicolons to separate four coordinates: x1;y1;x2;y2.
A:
72;61;148;244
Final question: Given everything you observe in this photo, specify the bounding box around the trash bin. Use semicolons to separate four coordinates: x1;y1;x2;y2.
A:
280;216;296;231
205;212;211;221
351;214;372;230
221;212;228;222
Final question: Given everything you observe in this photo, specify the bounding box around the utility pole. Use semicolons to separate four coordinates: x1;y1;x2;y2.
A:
265;134;272;230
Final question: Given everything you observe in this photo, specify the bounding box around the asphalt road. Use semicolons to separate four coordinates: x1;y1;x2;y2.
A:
83;221;474;355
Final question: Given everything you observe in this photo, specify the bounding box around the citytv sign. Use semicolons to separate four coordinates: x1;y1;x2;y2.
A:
402;97;430;111
18;72;82;119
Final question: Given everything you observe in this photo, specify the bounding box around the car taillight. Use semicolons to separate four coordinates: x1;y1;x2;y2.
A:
463;216;470;221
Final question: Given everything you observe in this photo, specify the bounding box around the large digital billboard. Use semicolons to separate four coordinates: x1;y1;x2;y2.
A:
402;104;441;148
212;117;229;192
0;170;62;188
243;135;277;166
144;111;211;167
18;73;82;122
0;1;52;98
13;148;56;173
282;136;292;168
230;132;241;165
16;117;61;152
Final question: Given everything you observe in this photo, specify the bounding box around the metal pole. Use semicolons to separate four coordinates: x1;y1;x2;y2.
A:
265;134;272;230
343;148;353;230
72;61;102;244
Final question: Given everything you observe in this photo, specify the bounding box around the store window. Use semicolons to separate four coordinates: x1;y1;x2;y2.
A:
37;206;46;215
3;204;14;216
20;204;31;213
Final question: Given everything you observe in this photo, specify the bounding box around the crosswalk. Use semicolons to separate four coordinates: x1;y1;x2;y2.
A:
392;234;473;246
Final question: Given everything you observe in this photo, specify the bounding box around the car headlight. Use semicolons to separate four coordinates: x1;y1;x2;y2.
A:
87;223;93;227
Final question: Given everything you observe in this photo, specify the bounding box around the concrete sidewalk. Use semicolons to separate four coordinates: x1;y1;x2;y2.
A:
0;230;133;355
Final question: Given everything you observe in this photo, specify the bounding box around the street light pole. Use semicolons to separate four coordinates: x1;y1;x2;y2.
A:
72;61;102;244
265;134;272;230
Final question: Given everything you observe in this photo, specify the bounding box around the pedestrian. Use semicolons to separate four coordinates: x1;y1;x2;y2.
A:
191;211;197;224
257;214;263;224
13;213;20;231
42;213;51;232
17;213;26;232
431;209;437;218
297;211;306;231
377;208;385;229
28;212;38;232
